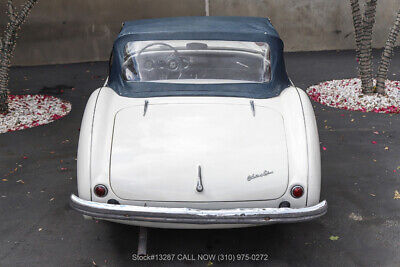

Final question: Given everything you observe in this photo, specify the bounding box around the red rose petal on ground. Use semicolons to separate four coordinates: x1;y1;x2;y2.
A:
371;141;377;144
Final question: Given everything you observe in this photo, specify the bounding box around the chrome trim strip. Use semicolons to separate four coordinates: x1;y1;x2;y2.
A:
143;100;149;116
250;100;255;116
70;194;327;225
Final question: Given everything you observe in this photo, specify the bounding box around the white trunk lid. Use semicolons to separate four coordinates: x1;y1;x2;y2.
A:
110;102;288;202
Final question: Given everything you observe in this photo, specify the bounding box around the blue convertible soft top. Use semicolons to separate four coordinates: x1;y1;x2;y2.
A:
107;16;291;99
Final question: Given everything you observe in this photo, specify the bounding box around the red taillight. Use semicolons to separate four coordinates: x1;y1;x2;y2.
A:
291;185;304;198
94;184;108;197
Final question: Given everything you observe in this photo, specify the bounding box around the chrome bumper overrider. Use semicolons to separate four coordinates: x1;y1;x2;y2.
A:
70;194;327;225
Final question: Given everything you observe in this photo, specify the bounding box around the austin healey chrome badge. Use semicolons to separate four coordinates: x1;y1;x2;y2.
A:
247;170;273;181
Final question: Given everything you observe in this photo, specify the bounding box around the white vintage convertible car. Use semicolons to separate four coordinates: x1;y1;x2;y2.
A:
70;16;327;229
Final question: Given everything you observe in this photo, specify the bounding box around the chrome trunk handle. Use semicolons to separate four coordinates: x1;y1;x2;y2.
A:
196;165;204;192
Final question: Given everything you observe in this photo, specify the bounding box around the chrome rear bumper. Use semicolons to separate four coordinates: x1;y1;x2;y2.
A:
70;194;327;225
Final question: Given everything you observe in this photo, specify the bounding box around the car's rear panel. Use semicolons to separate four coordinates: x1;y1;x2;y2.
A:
85;87;310;209
109;103;288;202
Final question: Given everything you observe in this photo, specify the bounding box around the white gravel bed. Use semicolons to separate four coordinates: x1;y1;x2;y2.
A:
306;78;400;113
0;94;71;133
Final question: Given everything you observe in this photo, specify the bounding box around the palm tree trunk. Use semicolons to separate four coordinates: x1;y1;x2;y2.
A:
359;0;377;94
0;0;38;114
350;0;377;94
376;8;400;94
365;0;377;85
0;35;10;114
350;0;363;60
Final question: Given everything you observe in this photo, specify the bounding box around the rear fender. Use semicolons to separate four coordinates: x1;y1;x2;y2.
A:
275;87;309;206
77;88;101;201
296;89;321;206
